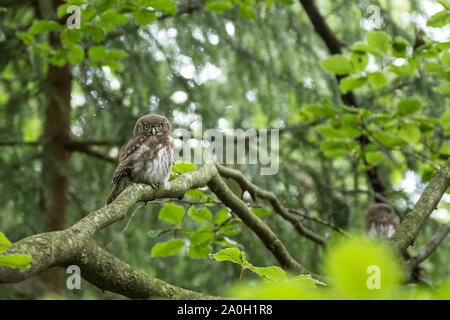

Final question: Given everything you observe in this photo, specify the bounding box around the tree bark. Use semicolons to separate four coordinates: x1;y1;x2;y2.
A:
39;0;72;290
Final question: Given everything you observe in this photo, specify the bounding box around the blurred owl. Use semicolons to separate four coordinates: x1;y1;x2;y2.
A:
365;203;398;238
106;114;174;205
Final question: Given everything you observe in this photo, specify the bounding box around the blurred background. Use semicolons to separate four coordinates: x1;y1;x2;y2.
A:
0;0;449;299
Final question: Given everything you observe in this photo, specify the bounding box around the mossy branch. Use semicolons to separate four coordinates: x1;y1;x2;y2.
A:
389;158;450;252
0;163;319;297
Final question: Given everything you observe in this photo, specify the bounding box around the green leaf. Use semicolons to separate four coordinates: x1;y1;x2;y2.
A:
436;83;450;95
368;72;388;88
212;248;249;265
342;114;360;127
88;25;107;43
397;99;421;117
239;5;257;19
22;118;41;142
190;226;215;244
132;9;157;26
49;49;67;67
147;228;172;238
250;207;271;217
390;64;416;77
441;51;450;67
365;151;385;164
0;232;12;253
159;203;185;225
320;55;354;75
29;20;63;34
438;0;450;9
171;161;197;174
339;76;367;94
101;10;129;25
83;5;97;22
373;132;408;147
106;49;129;60
320;139;358;152
352;42;379;55
350;51;368;71
392;36;410;58
304;104;335;117
422;62;443;73
119;2;138;13
247;266;287;281
399;123;421;144
214;209;229;224
0;254;32;271
427;10;450;28
67;44;84;64
291;274;326;288
151;239;185;257
185;189;207;201
441;112;450;135
61;29;83;45
16;31;34;45
145;0;177;15
88;45;107;62
366;31;391;53
205;1;233;12
188;207;212;222
188;245;211;259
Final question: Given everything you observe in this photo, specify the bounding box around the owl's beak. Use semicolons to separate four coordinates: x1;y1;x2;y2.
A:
151;127;156;136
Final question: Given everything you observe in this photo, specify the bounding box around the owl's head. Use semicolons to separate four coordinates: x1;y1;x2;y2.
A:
133;114;172;137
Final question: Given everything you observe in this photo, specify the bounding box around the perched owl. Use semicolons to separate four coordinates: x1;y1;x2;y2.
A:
364;203;398;238
106;114;174;205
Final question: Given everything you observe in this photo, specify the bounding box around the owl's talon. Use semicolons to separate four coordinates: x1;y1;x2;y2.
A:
150;183;160;191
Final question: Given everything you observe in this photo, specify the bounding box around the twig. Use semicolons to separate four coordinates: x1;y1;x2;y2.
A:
105;202;144;249
407;220;450;270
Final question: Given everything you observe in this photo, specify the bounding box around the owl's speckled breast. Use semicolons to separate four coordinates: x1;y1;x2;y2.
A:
131;143;173;185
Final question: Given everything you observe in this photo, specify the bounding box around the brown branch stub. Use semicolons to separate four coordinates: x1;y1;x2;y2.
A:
389;158;450;252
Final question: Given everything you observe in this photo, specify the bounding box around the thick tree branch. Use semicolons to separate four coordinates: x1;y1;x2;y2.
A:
208;170;320;279
75;240;219;299
389;158;450;252
1;163;320;297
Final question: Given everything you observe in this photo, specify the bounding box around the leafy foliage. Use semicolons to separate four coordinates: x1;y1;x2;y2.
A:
0;232;32;271
0;0;449;299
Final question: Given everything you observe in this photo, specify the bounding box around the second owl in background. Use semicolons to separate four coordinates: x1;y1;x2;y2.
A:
365;203;398;238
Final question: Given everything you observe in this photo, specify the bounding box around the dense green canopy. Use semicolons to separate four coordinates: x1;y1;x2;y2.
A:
0;0;449;299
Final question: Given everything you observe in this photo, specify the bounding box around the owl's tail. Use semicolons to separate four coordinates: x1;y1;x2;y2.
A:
105;182;122;206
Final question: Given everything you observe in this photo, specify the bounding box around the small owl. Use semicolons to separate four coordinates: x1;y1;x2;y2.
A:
106;114;174;205
365;203;398;238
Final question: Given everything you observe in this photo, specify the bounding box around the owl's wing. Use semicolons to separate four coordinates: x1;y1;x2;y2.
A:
112;135;147;185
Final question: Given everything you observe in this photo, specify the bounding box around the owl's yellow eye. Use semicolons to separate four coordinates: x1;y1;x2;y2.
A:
157;124;163;130
144;125;150;130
